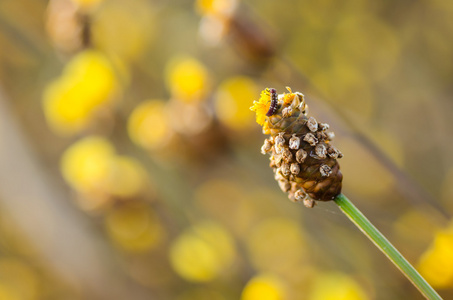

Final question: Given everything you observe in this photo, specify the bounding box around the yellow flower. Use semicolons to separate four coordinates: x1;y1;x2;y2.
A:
249;88;271;127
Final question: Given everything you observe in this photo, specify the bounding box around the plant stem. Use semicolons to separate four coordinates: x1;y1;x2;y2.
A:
334;193;442;300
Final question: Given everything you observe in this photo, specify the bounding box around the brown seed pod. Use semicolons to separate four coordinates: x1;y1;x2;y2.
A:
251;87;343;206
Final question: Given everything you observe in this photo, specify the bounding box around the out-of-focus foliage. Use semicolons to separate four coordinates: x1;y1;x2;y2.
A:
0;0;452;299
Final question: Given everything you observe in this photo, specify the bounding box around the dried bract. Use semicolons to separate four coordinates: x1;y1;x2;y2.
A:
320;164;332;177
307;117;318;132
303;133;318;146
295;149;307;163
315;144;327;159
289;134;300;150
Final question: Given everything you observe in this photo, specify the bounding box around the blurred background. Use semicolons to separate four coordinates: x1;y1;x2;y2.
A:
0;0;452;299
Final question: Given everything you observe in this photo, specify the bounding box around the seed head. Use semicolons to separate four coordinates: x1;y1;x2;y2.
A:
251;87;343;206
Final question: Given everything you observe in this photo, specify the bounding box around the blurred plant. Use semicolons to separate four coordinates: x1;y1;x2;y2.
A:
251;87;442;299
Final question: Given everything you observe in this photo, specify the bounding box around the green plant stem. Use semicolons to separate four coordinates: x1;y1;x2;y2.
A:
334;193;442;300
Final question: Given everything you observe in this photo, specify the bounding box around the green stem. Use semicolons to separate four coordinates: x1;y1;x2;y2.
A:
334;193;442;300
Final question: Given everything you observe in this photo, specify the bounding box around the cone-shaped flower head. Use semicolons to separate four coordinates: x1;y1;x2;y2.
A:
251;87;343;207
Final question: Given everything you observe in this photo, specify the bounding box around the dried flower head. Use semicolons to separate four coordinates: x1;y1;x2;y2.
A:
250;87;343;207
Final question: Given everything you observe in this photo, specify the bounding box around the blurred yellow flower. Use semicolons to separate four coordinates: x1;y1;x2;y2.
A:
241;274;286;300
43;50;118;136
128;100;173;150
105;202;164;253
61;136;116;194
418;224;453;288
169;221;236;282
61;136;146;200
92;0;155;62
215;76;258;130
308;272;369;300
165;56;211;103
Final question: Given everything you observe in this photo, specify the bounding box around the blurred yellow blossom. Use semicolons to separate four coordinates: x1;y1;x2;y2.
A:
61;136;116;194
105;202;164;253
169;221;236;282
61;136;146;200
241;274;287;300
165;56;211;103
308;272;369;300
215;76;258;130
92;0;154;62
43;50;118;136
418;223;453;288
128;100;173;150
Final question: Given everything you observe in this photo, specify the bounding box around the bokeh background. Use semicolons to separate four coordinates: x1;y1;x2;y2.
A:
0;0;452;299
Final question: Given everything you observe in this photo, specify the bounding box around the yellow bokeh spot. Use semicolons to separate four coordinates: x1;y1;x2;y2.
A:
61;136;116;193
241;274;286;300
169;222;236;282
309;272;369;300
105;202;163;253
106;156;147;198
43;50;118;136
128;100;172;150
165;56;211;103
418;225;453;288
215;76;259;130
0;258;40;300
92;0;154;62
